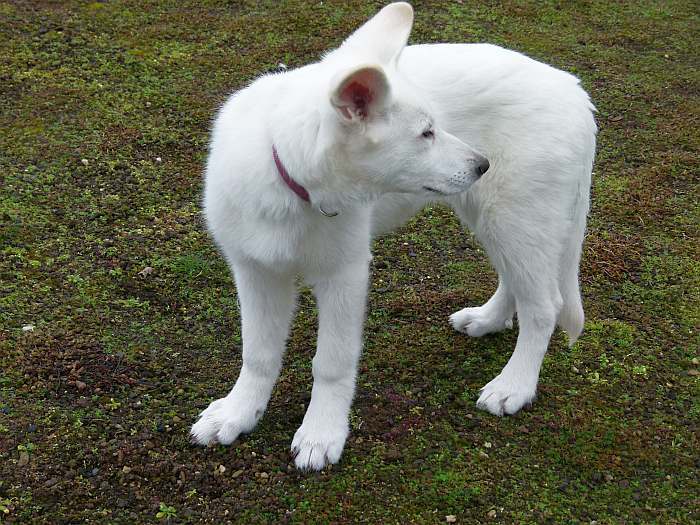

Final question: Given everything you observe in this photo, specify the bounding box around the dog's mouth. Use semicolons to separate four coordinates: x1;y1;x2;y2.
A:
422;186;446;195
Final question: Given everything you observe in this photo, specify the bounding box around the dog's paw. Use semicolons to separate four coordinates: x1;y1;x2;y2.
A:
476;373;537;416
190;397;261;446
450;306;513;337
291;420;348;471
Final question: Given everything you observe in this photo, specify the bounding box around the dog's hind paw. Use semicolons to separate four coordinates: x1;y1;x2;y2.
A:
450;306;513;337
476;373;536;416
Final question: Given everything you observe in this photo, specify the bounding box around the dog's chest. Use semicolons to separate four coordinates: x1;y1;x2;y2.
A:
215;208;372;276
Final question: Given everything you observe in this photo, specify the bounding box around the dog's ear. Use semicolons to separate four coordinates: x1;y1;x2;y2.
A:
330;65;390;122
340;2;413;65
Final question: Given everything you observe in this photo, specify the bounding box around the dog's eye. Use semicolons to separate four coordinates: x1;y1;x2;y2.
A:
421;128;434;139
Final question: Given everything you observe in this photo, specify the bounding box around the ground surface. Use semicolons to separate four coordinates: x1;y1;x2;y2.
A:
1;1;698;523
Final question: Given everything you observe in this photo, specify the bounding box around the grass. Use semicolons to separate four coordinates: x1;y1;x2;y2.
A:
1;0;698;523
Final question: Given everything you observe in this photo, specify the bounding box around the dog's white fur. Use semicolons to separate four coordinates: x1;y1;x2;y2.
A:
191;3;596;470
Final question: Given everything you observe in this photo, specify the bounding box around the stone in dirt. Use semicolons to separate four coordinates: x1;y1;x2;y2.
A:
18;451;29;467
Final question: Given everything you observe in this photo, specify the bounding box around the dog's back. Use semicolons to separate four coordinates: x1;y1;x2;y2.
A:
399;43;595;342
399;43;596;165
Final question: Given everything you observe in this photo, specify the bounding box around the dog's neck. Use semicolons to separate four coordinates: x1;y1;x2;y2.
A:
268;67;381;216
273;145;310;203
272;143;341;217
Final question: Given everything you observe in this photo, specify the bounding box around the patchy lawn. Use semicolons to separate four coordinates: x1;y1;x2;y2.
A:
1;0;697;523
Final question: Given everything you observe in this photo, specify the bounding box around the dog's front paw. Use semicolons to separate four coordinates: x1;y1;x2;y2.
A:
450;306;513;337
291;419;348;471
190;396;262;446
476;372;537;416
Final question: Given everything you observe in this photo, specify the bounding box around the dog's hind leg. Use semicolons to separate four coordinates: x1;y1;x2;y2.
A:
475;265;561;416
190;260;297;446
475;236;563;415
449;190;567;416
449;277;515;337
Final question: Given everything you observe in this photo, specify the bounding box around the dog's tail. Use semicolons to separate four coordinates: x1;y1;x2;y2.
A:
557;187;587;346
558;111;596;346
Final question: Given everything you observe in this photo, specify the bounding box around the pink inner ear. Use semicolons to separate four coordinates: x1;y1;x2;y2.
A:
334;67;387;120
338;70;379;118
344;81;372;118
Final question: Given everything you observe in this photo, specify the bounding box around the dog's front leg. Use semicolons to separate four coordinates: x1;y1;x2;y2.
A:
292;261;369;470
191;261;297;446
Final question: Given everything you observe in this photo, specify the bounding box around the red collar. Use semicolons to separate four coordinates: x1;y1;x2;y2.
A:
273;145;310;203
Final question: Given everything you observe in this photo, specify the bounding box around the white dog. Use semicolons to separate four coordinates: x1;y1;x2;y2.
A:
191;2;596;470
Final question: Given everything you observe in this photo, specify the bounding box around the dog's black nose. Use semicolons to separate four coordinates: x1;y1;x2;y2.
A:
477;158;490;176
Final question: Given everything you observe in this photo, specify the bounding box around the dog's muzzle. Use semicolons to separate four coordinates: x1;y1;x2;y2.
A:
476;157;490;176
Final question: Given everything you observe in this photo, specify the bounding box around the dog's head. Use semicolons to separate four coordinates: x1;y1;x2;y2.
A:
321;2;489;197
